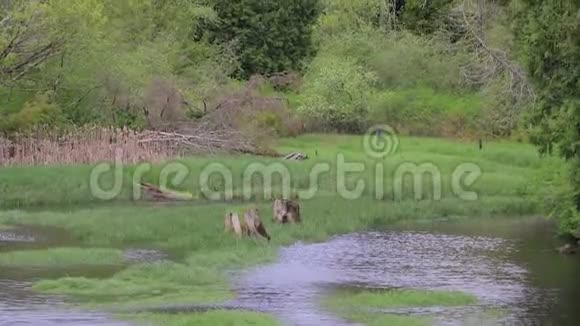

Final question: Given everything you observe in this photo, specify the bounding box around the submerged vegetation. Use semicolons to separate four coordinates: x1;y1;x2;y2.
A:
321;288;477;326
322;288;477;310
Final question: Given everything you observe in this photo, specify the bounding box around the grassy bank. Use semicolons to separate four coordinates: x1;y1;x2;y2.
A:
322;288;477;309
0;134;559;325
321;288;477;326
0;134;554;209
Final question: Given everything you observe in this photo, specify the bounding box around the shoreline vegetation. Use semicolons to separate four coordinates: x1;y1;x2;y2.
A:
321;288;478;326
0;134;560;325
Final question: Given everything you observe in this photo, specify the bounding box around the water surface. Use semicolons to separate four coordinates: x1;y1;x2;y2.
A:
234;217;580;325
1;217;579;326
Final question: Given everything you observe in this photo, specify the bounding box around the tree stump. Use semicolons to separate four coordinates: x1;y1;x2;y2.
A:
244;207;271;241
273;199;301;224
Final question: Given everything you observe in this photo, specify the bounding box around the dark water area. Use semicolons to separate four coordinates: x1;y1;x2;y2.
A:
1;217;579;326
233;217;580;326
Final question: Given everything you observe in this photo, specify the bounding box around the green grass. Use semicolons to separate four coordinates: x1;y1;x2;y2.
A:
34;261;233;304
0;134;560;321
131;310;280;326
0;134;557;209
0;247;124;267
322;288;477;309
321;288;477;326
33;246;278;305
0;223;14;230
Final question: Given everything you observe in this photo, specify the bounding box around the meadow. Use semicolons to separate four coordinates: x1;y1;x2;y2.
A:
0;134;560;325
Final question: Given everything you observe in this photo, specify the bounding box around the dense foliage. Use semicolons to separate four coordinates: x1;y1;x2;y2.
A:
212;0;320;78
514;0;580;235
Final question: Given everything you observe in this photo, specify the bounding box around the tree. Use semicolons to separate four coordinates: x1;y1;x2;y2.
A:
0;1;61;84
514;0;580;233
399;0;454;34
212;0;320;78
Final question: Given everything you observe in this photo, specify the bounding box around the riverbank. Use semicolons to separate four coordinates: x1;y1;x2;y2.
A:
0;134;562;325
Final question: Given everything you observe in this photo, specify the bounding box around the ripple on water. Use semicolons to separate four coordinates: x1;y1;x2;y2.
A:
234;231;547;326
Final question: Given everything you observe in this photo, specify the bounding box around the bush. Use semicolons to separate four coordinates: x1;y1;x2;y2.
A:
534;160;580;237
212;0;321;78
297;56;376;132
369;32;466;91
0;93;66;135
369;87;482;137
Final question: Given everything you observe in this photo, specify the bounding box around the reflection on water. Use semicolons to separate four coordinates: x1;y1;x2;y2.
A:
234;217;580;326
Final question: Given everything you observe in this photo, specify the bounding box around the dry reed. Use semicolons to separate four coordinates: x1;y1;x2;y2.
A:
0;125;261;167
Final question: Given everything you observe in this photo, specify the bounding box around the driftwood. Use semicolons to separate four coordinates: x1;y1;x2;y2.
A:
284;152;308;160
273;199;301;224
139;183;193;201
224;208;270;241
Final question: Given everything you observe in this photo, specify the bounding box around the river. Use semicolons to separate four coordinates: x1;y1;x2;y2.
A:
1;217;579;325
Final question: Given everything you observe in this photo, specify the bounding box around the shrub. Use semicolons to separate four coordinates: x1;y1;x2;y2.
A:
534;160;580;237
369;87;482;137
0;93;65;135
369;32;465;91
297;56;376;132
212;0;321;78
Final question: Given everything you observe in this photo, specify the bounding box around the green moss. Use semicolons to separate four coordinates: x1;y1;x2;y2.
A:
0;247;124;267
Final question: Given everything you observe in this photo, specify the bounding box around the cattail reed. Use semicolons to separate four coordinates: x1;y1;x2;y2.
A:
0;126;178;167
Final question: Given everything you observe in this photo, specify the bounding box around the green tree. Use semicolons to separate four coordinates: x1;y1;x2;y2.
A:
298;55;376;132
400;0;454;34
212;0;320;78
514;0;580;233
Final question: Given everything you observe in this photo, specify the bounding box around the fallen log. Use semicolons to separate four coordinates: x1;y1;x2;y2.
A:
139;182;193;201
284;152;308;160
